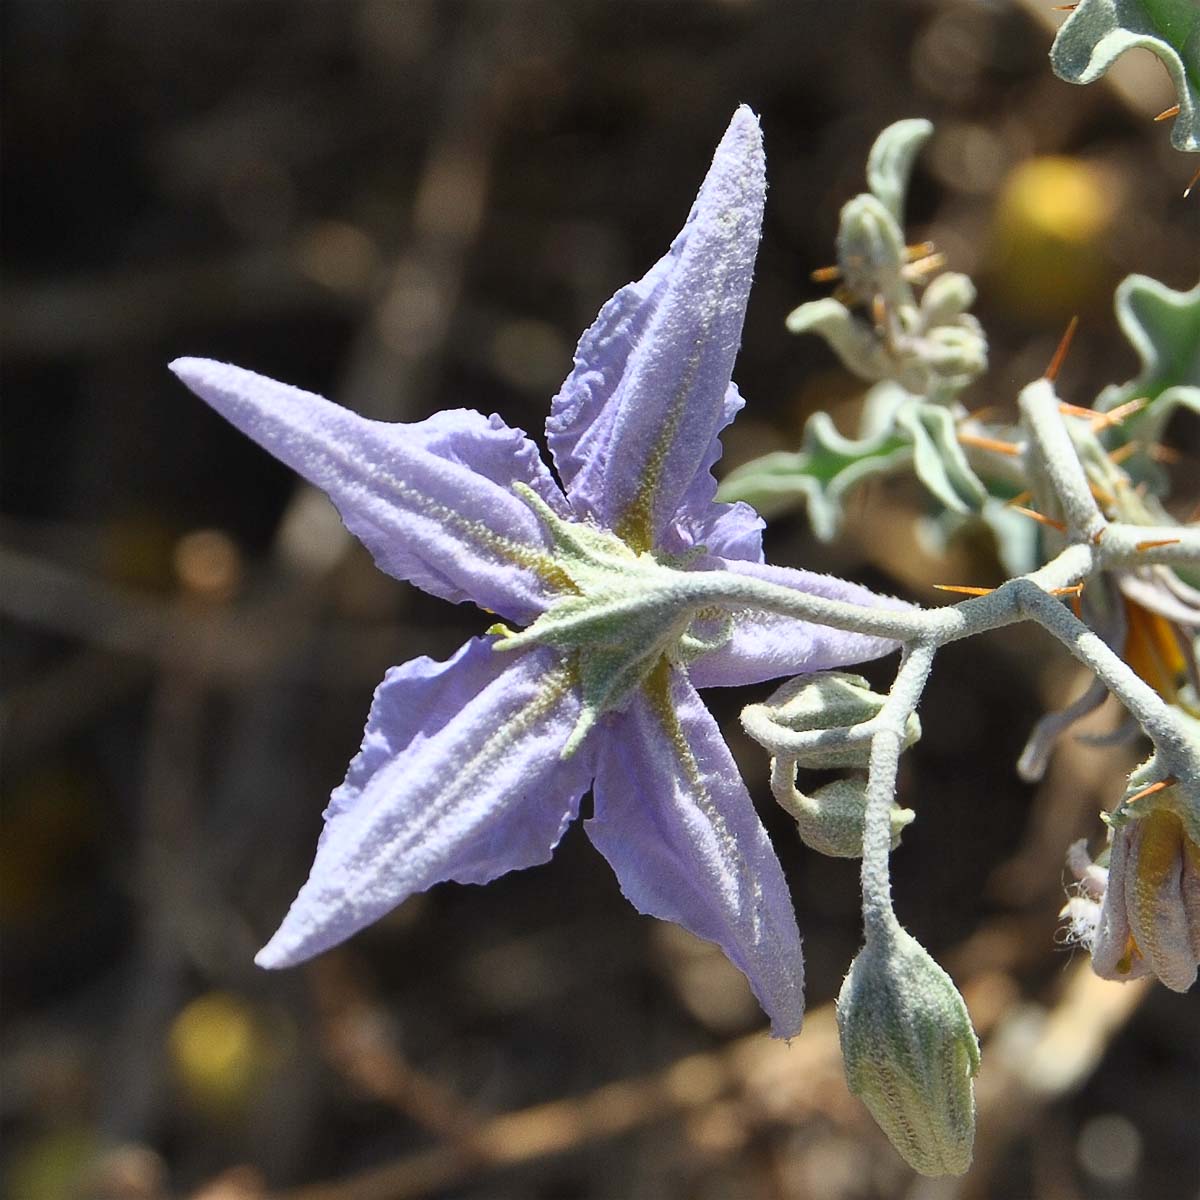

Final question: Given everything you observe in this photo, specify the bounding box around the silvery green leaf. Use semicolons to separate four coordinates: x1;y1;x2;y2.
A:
718;395;985;539
717;411;911;539
894;401;988;515
785;296;897;383
1096;276;1200;476
866;118;934;225
1050;0;1200;152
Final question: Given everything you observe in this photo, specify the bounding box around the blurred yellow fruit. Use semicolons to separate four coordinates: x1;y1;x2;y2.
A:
168;992;270;1116
988;156;1120;320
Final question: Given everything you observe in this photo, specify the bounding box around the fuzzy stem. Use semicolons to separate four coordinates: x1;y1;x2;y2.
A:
860;641;937;942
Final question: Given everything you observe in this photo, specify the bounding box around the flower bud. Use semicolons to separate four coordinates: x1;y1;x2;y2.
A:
919;271;976;324
836;195;906;303
742;672;920;770
775;774;914;859
837;925;980;1176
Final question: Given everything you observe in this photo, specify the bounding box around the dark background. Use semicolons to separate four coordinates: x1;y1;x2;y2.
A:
3;3;1198;1198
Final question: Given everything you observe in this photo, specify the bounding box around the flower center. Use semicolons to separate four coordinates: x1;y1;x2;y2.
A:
489;483;734;754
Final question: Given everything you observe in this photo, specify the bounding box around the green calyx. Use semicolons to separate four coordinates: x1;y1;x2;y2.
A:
490;484;733;756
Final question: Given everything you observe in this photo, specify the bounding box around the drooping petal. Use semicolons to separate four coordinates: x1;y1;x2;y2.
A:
171;358;568;623
1091;823;1152;983
1116;811;1198;992
586;661;805;1037
256;638;594;968
686;558;903;688
545;107;765;551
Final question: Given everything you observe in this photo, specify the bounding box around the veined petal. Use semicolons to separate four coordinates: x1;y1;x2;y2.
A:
1117;811;1198;992
686;558;904;688
657;383;766;562
586;661;805;1037
256;638;594;968
1092;823;1152;983
545;107;765;551
171;358;569;623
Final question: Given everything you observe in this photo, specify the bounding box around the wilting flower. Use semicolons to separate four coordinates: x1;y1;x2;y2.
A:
1092;788;1200;992
171;108;900;1037
1064;783;1200;992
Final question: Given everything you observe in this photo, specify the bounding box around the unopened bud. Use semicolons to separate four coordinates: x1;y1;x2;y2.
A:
922;323;988;384
742;672;920;770
837;925;980;1176
919;271;976;324
778;776;914;859
837;195;906;302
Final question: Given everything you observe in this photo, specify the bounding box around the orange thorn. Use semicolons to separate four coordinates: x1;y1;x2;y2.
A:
1094;396;1147;428
932;584;995;597
1050;584;1085;599
810;263;841;283
1107;440;1140;465
1154;104;1181;122
1070;589;1085;618
1135;537;1181;552
871;294;888;329
1185;163;1200;200
1006;490;1033;507
1012;505;1068;532
958;431;1023;456
1089;481;1116;508
1059;401;1097;419
1148;443;1182;464
1125;777;1175;805
1045;315;1079;382
1052;3;1078;9
964;405;1003;424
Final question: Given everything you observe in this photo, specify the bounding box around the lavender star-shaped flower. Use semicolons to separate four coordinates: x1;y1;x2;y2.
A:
171;107;898;1037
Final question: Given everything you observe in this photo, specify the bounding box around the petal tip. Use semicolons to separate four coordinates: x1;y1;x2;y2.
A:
253;936;294;970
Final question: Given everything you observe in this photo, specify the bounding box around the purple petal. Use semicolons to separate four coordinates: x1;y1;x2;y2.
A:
586;664;805;1037
171;358;567;623
256;638;594;968
656;384;766;562
1091;823;1152;983
545;108;765;551
686;558;904;688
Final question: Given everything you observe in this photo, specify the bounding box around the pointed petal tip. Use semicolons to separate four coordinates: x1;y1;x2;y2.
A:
719;104;764;168
252;940;289;970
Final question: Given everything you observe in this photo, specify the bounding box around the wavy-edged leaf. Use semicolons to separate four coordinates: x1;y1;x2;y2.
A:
717;393;985;540
1096;275;1200;484
1051;0;1200;153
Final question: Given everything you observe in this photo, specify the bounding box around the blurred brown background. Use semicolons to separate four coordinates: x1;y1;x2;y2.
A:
2;3;1198;1198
